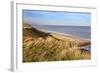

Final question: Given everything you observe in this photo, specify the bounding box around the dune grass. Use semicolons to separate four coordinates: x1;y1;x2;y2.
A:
23;27;91;62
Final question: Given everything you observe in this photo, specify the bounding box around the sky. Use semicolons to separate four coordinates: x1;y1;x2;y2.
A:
23;10;91;26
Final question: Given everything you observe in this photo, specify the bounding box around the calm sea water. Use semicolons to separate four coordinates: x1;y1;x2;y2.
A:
31;25;91;51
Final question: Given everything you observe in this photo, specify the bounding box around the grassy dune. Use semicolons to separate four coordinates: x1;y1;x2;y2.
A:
23;26;91;62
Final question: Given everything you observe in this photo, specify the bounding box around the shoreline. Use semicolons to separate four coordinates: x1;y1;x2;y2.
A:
23;27;90;40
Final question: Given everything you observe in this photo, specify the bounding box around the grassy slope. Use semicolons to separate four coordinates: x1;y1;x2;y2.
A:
23;26;91;62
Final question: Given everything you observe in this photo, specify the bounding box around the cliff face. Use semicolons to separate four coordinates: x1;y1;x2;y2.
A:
23;27;91;62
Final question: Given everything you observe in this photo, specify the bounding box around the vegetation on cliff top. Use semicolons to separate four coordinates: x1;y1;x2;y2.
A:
23;24;91;62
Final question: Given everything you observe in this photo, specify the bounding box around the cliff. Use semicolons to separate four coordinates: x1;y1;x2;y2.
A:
23;26;91;62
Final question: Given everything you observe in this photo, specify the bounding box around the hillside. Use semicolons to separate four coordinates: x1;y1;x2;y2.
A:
23;25;91;62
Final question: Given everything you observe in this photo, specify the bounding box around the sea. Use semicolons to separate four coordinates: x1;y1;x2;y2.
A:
30;24;91;51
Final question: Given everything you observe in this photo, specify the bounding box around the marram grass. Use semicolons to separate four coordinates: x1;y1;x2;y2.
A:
23;27;91;62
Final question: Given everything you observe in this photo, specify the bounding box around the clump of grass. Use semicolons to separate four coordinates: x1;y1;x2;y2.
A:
23;26;91;62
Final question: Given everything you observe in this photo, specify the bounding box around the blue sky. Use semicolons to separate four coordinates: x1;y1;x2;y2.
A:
23;10;91;26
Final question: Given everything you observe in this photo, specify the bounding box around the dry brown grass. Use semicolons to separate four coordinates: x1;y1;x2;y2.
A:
23;27;91;62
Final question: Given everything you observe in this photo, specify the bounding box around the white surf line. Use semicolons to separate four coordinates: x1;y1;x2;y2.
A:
23;27;31;28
